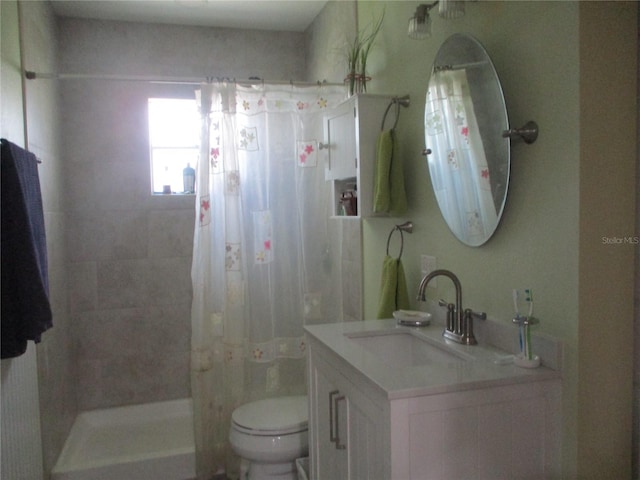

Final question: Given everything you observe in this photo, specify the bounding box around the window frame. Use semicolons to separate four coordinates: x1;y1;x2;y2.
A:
147;97;200;195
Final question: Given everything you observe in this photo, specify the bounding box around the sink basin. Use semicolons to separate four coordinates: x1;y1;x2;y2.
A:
345;331;470;367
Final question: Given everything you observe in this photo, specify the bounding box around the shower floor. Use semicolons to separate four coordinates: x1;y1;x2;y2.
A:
51;398;196;480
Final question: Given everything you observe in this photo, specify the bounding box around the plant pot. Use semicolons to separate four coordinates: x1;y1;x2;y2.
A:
345;73;371;97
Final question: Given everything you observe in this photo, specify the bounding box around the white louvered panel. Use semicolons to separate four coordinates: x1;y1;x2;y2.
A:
1;343;45;480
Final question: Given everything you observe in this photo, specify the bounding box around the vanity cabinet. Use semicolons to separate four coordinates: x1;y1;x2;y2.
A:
308;345;388;480
307;327;562;480
323;94;397;218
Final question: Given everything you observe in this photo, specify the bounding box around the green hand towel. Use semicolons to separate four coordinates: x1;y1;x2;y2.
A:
373;130;393;213
373;130;407;215
388;131;408;215
376;255;411;319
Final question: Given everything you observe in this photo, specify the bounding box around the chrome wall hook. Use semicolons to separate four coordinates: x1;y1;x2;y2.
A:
502;121;539;144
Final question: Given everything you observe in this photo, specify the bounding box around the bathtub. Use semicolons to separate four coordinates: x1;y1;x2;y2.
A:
51;398;196;480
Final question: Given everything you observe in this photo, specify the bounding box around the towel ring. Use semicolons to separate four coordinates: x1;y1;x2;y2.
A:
381;101;400;131
386;221;414;260
380;95;411;131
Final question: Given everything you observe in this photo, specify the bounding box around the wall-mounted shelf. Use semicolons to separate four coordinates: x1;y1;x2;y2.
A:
324;94;403;218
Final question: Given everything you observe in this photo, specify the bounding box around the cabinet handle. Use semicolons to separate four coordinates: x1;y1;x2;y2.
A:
333;394;347;450
319;142;329;150
329;390;339;444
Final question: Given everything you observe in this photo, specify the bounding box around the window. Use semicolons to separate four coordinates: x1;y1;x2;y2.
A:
148;98;200;194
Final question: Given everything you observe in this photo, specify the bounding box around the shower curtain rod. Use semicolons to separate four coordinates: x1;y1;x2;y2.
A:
24;70;344;88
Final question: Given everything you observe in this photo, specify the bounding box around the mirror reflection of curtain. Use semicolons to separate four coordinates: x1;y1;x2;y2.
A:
190;82;345;479
425;68;497;245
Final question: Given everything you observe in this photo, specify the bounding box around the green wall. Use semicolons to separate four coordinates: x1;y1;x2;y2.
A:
353;1;636;477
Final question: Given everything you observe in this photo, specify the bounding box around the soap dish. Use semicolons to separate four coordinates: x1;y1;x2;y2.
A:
393;310;431;327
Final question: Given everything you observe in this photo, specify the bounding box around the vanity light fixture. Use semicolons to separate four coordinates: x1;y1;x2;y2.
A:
408;1;466;40
408;3;436;40
438;0;466;20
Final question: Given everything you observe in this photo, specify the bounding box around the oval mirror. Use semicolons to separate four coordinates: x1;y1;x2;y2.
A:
424;34;509;247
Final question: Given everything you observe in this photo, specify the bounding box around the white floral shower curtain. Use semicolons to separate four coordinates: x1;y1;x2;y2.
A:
425;68;497;245
190;81;345;479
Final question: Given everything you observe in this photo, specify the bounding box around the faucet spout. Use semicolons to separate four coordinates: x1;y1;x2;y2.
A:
417;269;477;345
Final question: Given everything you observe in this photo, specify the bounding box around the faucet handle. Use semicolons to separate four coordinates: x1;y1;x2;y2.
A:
444;302;455;333
439;299;486;321
437;299;457;331
468;309;487;321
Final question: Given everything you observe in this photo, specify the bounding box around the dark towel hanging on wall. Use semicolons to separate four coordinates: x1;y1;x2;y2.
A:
1;139;52;359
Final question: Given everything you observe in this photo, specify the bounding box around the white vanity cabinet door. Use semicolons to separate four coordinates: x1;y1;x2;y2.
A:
343;378;387;480
308;344;388;480
310;363;348;479
389;380;562;480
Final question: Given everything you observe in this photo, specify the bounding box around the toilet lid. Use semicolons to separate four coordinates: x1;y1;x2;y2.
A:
232;396;308;435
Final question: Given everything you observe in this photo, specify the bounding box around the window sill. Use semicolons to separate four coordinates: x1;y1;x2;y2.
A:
151;192;196;196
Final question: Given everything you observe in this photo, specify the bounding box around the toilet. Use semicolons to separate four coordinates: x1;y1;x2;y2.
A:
229;395;308;480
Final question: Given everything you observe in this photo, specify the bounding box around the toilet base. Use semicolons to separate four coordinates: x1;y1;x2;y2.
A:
244;458;298;480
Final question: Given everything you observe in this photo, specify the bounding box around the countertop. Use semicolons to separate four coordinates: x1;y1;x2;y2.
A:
305;319;561;400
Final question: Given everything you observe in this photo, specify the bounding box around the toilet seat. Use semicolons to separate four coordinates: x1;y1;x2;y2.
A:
231;396;308;436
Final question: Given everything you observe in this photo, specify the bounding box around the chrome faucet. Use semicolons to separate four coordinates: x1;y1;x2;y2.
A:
417;269;483;346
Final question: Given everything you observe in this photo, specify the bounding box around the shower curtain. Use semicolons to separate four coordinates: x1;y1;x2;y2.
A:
190;81;345;479
424;68;497;245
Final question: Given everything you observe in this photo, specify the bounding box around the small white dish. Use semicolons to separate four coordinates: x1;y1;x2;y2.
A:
514;353;540;369
393;310;431;326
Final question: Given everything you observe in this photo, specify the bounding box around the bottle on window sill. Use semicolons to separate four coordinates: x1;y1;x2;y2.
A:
183;163;195;194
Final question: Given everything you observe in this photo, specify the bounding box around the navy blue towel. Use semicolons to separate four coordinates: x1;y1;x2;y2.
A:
1;139;52;359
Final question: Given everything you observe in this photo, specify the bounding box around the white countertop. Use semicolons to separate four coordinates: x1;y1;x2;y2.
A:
305;319;561;400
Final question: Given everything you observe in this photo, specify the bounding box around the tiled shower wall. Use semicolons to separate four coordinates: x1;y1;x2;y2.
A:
62;79;197;408
59;18;307;410
305;1;361;322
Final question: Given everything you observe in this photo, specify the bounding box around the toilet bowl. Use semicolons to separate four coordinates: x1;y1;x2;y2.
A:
229;396;308;480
